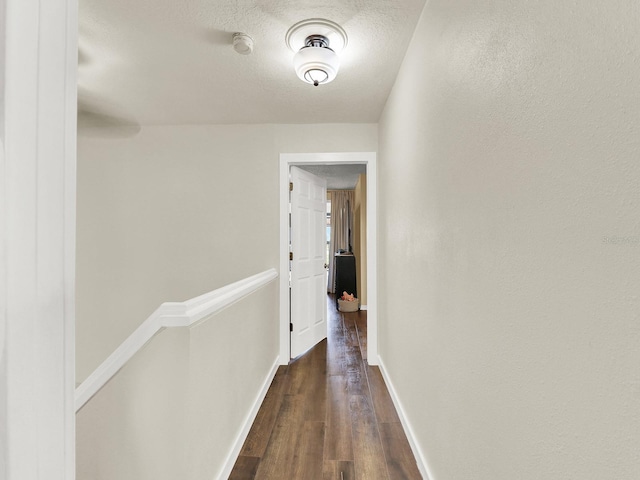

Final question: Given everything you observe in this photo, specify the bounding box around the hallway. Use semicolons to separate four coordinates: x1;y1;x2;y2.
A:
229;296;421;479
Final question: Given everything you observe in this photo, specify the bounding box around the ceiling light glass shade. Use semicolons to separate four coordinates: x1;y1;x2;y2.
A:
293;46;339;86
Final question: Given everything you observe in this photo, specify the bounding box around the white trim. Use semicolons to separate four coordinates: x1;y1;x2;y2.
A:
63;1;78;476
2;0;77;478
217;357;279;480
75;268;278;412
378;356;433;480
360;305;368;311
364;154;378;365
279;152;378;365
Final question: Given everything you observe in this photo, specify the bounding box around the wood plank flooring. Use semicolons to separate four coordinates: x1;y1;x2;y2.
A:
229;296;421;480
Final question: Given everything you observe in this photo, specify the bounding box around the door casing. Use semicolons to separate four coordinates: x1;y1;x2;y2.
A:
279;152;378;365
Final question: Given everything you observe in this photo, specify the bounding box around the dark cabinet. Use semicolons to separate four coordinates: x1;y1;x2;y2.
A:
335;253;357;306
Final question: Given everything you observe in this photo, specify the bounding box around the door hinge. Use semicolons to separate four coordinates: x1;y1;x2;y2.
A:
289;252;293;261
290;323;293;332
289;182;293;192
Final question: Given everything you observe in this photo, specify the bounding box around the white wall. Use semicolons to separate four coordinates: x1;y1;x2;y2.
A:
185;281;278;479
76;123;377;381
76;280;279;480
76;328;190;480
1;0;77;478
378;1;640;479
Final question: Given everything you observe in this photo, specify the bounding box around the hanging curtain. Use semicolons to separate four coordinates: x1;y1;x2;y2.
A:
327;190;354;293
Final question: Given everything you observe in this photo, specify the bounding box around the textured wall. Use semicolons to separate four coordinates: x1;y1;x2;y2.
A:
76;123;377;381
378;1;640;479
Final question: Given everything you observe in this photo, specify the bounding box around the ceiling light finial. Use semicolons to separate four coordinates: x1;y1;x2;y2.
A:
285;19;347;87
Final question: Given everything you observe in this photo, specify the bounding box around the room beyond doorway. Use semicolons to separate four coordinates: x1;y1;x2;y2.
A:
298;164;367;307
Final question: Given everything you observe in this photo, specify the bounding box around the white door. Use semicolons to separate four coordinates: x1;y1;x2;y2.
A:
290;166;327;358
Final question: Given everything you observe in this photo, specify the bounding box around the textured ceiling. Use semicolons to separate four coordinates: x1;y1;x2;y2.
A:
298;164;366;190
78;0;427;127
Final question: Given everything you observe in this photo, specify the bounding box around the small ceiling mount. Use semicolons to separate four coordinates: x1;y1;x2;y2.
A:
305;34;329;49
285;19;348;86
285;18;348;54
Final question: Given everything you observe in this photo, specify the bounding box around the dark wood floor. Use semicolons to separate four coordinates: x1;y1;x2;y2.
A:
229;295;421;480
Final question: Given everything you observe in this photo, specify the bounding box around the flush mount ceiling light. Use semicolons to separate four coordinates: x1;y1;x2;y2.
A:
285;19;348;87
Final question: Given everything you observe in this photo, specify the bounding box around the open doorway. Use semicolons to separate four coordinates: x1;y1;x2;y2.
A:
279;152;378;365
297;164;366;307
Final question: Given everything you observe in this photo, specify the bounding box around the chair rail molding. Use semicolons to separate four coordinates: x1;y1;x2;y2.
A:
75;268;278;412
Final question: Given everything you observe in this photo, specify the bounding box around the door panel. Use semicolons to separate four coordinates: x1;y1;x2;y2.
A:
290;166;327;358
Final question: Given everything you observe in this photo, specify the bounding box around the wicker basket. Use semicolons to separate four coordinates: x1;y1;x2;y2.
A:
338;298;359;312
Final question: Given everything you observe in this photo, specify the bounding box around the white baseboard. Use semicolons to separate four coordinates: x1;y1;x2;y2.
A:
360;304;368;311
218;356;280;479
377;355;434;480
